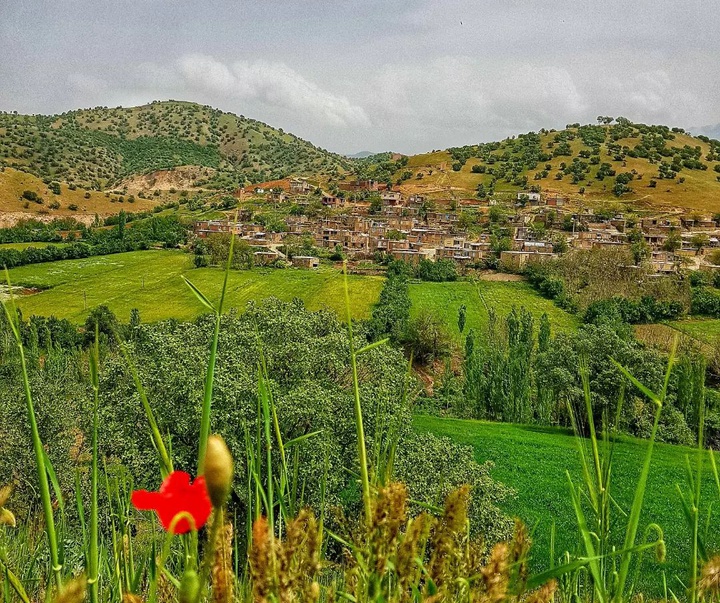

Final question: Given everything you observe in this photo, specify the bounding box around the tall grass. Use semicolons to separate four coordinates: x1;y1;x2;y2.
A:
2;270;62;592
3;254;720;601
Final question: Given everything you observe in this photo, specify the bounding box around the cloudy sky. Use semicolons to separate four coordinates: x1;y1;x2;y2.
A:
1;0;718;154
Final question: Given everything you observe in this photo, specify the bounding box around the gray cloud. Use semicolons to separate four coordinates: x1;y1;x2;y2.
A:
177;54;370;128
1;0;718;154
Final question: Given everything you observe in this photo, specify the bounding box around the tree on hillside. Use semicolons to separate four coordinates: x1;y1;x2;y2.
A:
690;233;710;255
402;309;451;364
458;304;467;334
631;239;651;265
662;230;682;253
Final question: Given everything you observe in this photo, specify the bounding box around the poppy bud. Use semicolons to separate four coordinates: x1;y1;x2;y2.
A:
656;539;666;563
0;508;15;528
178;568;200;603
204;435;233;508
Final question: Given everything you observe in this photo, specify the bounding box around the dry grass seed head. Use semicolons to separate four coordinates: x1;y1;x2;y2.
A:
699;555;720;599
509;520;530;585
122;594;145;603
480;542;510;603
370;483;409;575
156;564;174;603
396;512;434;590
0;484;12;507
277;508;322;600
524;579;558;603
428;485;470;589
53;576;86;603
212;521;234;603
250;515;272;602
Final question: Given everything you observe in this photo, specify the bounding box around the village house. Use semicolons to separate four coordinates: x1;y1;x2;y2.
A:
254;250;280;266
290;178;312;194
381;190;403;207
292;255;319;269
517;191;542;205
500;250;555;270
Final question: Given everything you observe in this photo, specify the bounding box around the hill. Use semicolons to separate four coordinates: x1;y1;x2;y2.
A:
351;120;720;212
0;100;351;193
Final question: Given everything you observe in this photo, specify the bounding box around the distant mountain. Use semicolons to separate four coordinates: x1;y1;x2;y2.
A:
346;151;378;159
0;100;352;191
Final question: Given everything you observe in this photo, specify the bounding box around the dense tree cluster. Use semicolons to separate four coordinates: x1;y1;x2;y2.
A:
0;214;188;269
0;298;513;544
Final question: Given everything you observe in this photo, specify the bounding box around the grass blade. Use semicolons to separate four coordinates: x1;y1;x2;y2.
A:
182;276;216;313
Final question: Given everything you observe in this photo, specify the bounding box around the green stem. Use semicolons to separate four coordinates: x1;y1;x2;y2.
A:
2;283;62;592
343;262;372;524
88;330;100;603
198;230;234;474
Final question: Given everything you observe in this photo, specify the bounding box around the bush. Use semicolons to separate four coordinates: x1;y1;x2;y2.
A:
1;299;514;539
584;296;684;325
22;190;41;203
416;258;458;282
401;309;452;364
691;287;720;317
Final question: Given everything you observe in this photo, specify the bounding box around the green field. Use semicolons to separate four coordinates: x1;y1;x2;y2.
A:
6;250;383;323
408;279;579;340
668;317;720;344
0;241;70;250
415;415;720;596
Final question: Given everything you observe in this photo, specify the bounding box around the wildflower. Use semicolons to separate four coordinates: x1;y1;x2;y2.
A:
204;434;234;508
131;471;211;534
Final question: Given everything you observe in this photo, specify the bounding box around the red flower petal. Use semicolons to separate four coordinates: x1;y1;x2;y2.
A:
131;489;159;510
131;471;212;534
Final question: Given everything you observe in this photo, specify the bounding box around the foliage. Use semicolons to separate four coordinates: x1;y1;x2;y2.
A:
401;309;452;364
0;216;188;269
692;287;720;318
368;273;411;344
584;295;685;325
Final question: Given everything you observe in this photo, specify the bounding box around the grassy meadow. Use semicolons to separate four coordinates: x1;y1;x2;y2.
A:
6;249;383;323
668;317;720;344
6;250;584;335
408;279;579;341
415;415;720;597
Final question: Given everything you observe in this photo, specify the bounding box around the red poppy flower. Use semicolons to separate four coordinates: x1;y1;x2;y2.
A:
131;471;212;534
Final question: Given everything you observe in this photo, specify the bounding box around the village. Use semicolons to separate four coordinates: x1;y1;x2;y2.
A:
193;176;720;273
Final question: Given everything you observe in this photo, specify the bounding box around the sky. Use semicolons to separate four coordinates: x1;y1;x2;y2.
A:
1;0;719;155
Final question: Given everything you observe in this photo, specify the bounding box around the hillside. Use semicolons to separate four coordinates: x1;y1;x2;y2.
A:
352;120;720;212
0;100;351;192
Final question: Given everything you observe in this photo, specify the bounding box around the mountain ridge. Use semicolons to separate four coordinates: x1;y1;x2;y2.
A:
1;103;720;213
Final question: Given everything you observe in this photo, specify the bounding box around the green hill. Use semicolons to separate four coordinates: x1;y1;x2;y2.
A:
0;100;351;191
351;120;720;212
